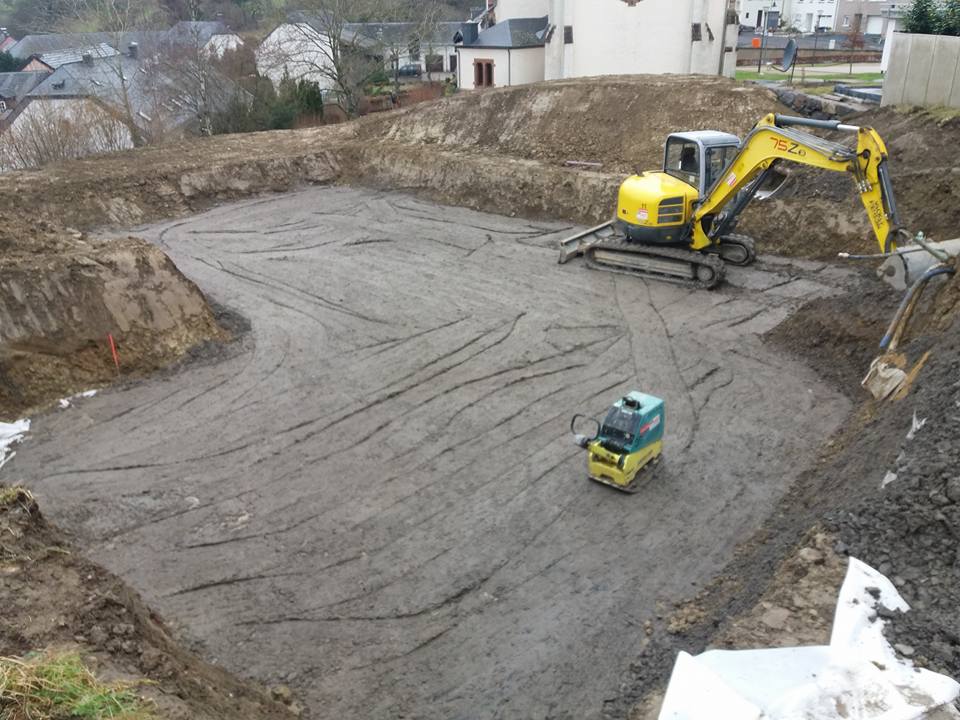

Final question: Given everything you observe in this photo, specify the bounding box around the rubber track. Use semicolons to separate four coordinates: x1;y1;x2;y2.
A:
584;238;726;290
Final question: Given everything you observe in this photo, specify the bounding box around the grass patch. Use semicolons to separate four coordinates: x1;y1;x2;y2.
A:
0;651;154;719
736;69;884;82
0;486;31;507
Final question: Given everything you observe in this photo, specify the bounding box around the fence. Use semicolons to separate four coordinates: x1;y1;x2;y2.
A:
737;48;881;66
883;32;960;107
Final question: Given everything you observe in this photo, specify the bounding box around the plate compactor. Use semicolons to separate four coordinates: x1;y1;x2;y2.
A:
571;391;664;493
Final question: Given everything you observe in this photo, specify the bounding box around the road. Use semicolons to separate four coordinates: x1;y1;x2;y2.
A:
15;187;852;719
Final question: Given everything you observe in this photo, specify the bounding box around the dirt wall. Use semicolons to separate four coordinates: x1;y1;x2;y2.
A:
0;228;224;419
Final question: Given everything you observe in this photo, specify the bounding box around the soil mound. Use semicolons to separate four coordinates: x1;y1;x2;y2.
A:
355;75;785;173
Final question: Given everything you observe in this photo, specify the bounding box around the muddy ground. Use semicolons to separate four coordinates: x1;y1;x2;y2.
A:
3;79;957;418
7;187;868;719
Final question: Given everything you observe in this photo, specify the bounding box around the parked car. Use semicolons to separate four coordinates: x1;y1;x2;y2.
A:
398;63;422;77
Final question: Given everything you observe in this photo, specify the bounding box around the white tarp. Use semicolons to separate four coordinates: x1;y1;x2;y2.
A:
0;418;30;471
659;558;960;720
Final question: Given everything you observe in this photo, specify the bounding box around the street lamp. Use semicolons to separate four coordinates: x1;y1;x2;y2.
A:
757;1;778;74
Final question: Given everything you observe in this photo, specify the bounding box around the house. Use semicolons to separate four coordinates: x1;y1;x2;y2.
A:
739;1;840;32
257;16;461;89
834;0;903;35
350;22;462;78
0;71;48;127
0;28;16;54
21;43;120;73
455;0;738;90
9;21;239;64
455;17;547;89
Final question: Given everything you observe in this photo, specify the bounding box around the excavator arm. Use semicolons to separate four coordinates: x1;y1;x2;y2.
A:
690;113;901;254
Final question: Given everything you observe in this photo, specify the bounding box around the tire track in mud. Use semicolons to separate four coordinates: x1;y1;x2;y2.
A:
15;187;854;720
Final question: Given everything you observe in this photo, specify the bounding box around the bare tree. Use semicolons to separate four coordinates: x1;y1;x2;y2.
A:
416;0;446;83
0;97;130;170
259;0;402;117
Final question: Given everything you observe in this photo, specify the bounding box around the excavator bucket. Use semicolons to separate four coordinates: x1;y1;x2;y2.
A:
558;221;618;264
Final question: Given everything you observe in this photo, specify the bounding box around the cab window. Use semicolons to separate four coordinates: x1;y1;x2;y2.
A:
664;138;700;188
705;145;738;192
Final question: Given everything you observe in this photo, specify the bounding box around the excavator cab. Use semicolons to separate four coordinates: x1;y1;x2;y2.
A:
571;391;664;493
663;132;741;197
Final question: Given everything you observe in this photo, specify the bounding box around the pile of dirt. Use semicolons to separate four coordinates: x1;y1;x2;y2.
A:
353;75;785;174
823;276;960;680
0;220;226;420
0;487;299;719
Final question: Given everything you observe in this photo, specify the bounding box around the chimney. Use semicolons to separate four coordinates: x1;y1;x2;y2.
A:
459;21;478;45
128;41;138;58
82;52;93;65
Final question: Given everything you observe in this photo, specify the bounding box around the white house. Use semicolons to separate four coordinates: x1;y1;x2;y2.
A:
257;18;461;90
737;1;839;32
456;0;738;90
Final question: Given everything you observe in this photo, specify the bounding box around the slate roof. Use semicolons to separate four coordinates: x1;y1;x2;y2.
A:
26;51;242;132
9;31;163;60
344;21;463;47
282;14;461;48
462;16;549;49
9;21;229;61
35;43;119;70
0;71;47;100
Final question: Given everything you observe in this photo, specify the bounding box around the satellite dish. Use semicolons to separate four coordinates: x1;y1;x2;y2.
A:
774;38;798;72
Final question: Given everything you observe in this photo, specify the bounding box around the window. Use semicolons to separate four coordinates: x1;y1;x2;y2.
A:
843;15;850;27
408;40;420;61
664;138;700;188
705;145;737;191
692;23;702;41
0;100;6;111
449;54;457;73
473;58;494;88
426;54;443;73
564;25;573;44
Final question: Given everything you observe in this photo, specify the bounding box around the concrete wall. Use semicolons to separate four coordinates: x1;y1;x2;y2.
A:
882;33;960;108
496;0;548;21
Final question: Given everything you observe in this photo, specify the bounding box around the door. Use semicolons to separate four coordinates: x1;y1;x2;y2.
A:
449;54;457;74
865;15;884;35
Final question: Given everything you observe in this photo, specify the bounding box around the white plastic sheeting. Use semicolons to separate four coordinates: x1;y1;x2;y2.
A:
58;389;98;409
659;558;960;720
0;419;30;471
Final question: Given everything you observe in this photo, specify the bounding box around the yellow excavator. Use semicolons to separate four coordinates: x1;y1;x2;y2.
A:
559;113;903;289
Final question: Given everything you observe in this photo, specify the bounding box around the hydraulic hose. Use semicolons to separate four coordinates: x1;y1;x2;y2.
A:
880;264;956;351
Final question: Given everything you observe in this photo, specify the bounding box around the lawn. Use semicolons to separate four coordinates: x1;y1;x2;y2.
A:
735;69;885;83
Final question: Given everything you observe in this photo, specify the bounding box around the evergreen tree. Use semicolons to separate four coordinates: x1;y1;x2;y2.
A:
0;51;19;72
940;0;960;35
904;0;943;34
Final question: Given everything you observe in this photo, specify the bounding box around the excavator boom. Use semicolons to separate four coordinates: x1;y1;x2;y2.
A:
691;113;900;254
